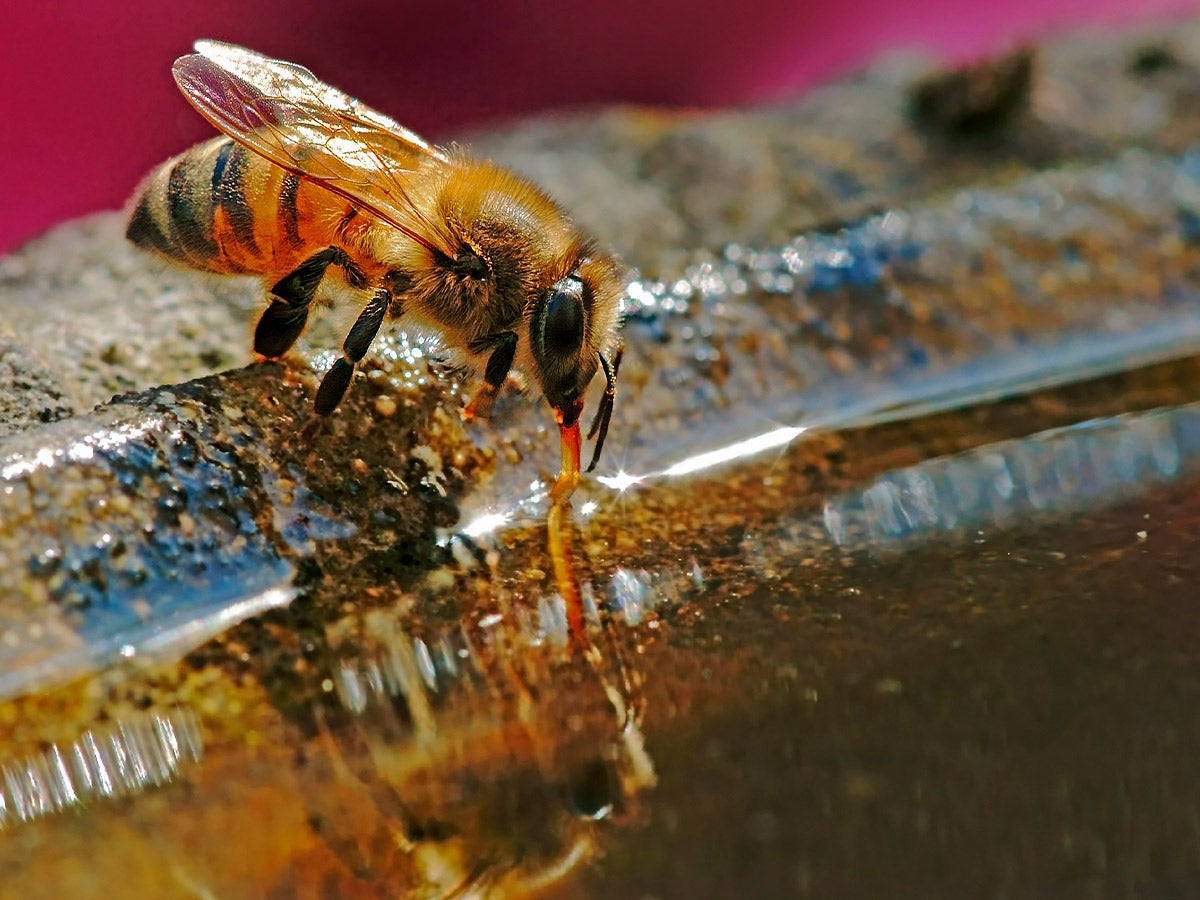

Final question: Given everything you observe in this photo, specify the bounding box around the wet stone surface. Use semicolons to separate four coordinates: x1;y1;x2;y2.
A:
0;357;482;702
5;16;1200;899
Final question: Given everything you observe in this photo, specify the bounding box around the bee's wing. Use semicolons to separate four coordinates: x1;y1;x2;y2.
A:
191;41;445;163
173;41;455;255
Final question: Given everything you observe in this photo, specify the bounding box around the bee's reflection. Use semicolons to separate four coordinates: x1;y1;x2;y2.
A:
294;595;655;896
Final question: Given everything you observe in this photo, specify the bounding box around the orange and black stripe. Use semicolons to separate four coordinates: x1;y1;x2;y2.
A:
211;139;259;258
126;136;368;280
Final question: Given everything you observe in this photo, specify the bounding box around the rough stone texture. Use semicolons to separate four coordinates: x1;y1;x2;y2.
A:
0;333;74;436
0;216;262;413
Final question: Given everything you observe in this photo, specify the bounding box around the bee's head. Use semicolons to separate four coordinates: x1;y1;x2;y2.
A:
531;271;598;428
531;255;624;478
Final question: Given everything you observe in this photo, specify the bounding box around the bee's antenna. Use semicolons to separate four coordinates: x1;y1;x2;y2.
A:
585;345;622;472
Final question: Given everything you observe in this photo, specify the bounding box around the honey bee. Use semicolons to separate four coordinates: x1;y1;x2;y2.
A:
127;41;623;501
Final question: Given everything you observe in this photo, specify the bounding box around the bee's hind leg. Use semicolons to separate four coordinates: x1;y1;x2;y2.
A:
256;247;366;358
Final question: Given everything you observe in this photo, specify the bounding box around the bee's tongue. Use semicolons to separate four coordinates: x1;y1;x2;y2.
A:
547;417;584;635
550;417;582;504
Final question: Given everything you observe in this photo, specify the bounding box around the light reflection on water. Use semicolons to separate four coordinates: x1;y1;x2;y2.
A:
0;707;202;829
822;403;1200;552
307;599;658;894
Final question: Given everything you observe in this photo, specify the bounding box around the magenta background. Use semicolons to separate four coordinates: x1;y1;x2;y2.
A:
2;1;1198;256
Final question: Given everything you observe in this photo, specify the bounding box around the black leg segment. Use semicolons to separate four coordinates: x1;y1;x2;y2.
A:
481;332;519;388
313;358;356;417
585;344;623;472
462;331;519;420
343;289;390;362
255;247;369;358
311;289;393;418
254;302;311;359
270;247;342;306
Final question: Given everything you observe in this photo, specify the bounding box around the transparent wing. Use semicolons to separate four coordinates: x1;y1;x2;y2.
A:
173;41;454;255
192;41;446;162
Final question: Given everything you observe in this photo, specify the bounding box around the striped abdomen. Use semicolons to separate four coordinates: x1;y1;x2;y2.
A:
126;136;370;279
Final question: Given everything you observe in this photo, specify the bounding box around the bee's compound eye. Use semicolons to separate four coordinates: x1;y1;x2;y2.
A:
543;276;585;355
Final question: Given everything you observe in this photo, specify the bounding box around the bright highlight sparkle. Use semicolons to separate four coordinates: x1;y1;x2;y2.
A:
660;426;807;477
595;425;808;493
460;511;511;538
597;470;645;492
2;417;166;480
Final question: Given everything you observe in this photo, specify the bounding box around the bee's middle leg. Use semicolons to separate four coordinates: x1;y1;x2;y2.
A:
312;288;391;418
256;247;366;358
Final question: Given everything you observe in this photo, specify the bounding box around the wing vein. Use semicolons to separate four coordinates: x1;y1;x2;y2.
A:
173;42;456;257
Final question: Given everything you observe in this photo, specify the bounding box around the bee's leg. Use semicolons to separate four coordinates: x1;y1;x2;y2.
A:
463;331;518;420
585;343;624;472
256;248;338;357
256;247;367;358
312;288;391;417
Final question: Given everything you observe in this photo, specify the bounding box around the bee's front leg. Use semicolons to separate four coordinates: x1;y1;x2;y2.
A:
585;343;623;472
462;331;518;421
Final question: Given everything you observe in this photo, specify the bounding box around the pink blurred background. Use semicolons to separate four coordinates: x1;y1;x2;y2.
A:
2;0;1199;256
